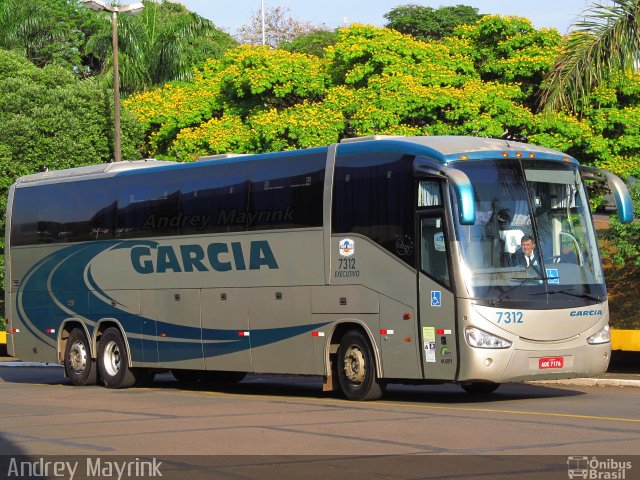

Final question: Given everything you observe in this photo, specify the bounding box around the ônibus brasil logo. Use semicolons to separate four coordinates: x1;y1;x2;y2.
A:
567;456;632;479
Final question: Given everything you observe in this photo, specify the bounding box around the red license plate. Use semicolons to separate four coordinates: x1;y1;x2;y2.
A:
539;357;564;369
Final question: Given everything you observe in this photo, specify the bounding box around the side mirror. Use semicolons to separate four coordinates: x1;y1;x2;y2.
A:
581;167;633;223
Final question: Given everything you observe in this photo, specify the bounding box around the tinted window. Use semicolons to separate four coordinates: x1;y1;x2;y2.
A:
11;180;116;246
10;150;327;246
249;153;324;230
180;164;249;234
116;173;180;238
332;153;414;265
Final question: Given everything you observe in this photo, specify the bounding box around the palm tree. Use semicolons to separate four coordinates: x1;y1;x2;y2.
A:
85;0;235;93
540;0;640;113
0;0;87;69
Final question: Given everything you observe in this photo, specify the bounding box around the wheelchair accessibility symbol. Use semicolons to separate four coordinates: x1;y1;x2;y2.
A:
431;291;441;307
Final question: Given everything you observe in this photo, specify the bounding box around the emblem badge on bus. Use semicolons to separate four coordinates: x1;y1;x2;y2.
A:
339;238;355;257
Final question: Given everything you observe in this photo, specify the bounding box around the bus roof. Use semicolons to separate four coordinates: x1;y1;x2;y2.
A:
338;135;578;163
15;158;176;185
13;136;578;187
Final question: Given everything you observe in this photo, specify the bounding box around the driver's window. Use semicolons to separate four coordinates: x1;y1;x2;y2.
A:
421;216;450;287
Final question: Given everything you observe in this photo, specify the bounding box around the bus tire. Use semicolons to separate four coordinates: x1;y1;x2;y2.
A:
98;327;136;389
460;382;500;394
64;328;97;386
337;330;385;401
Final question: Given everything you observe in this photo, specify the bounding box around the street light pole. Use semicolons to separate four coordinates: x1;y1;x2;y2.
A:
110;9;122;162
261;0;265;46
84;0;144;162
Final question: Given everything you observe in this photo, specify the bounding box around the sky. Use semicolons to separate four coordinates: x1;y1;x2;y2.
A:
177;0;595;36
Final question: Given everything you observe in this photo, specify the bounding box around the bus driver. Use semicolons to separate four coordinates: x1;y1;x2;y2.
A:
511;234;539;271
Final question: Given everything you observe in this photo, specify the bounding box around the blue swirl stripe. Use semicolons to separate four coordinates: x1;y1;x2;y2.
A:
17;241;330;365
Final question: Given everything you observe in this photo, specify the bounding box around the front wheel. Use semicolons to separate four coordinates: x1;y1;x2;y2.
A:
64;328;97;386
337;330;385;401
460;382;500;394
97;327;137;389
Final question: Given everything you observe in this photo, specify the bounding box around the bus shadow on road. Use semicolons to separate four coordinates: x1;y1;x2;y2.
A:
148;373;585;404
0;368;586;404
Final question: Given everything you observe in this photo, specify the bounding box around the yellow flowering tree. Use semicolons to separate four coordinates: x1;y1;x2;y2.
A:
124;19;640;179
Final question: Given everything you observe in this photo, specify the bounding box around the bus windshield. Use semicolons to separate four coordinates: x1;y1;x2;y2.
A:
450;159;605;309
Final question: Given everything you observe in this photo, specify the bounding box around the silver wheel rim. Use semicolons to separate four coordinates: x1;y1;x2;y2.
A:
69;340;88;374
343;344;366;385
103;340;121;377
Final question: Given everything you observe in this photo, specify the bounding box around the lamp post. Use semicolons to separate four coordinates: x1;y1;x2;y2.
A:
261;0;265;46
84;0;144;162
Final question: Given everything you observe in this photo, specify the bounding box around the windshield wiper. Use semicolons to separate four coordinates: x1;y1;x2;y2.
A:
490;277;542;306
531;288;602;302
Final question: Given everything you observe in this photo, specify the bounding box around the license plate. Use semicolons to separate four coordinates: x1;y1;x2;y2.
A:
539;357;564;369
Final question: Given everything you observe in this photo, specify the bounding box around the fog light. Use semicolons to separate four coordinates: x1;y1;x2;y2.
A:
484;358;492;367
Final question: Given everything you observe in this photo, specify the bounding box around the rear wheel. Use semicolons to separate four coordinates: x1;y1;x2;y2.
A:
64;328;97;386
460;382;500;394
337;330;385;401
97;327;137;389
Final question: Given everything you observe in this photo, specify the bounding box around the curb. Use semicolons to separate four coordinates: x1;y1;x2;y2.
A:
527;378;640;388
0;362;62;367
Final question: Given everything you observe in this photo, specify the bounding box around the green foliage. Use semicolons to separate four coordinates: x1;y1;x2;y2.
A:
127;46;332;159
0;0;91;70
384;3;482;41
450;15;562;108
281;30;339;57
218;46;330;112
606;180;640;267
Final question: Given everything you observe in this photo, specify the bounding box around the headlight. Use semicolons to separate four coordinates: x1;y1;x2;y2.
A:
587;324;610;345
465;327;512;349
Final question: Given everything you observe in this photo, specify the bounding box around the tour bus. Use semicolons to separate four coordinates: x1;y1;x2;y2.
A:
4;136;633;400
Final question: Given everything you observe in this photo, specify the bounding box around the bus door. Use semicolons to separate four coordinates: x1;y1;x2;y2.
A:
417;209;458;380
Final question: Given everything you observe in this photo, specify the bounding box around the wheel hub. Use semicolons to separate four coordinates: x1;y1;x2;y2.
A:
343;345;366;384
69;340;88;374
103;340;122;377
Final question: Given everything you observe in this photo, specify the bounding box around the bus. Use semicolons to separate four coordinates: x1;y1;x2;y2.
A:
4;135;633;400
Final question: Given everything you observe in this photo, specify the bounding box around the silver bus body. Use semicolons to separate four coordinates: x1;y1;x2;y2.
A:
4;136;633;399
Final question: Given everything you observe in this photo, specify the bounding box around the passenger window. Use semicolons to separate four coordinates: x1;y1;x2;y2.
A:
332;153;415;266
116;174;180;238
249;153;324;230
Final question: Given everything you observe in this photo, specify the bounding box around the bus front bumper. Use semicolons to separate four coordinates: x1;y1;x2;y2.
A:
457;342;611;383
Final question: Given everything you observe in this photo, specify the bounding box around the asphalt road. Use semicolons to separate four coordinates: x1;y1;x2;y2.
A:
2;367;639;479
1;367;638;456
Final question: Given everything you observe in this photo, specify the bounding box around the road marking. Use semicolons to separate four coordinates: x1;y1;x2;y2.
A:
185;390;640;424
